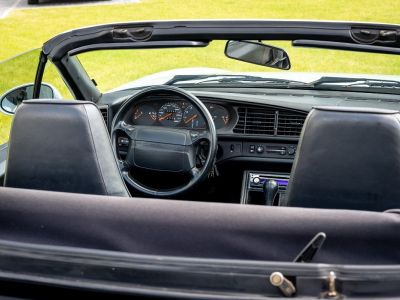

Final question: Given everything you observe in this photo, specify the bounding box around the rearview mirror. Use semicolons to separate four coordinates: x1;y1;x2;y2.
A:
0;83;61;115
225;40;291;70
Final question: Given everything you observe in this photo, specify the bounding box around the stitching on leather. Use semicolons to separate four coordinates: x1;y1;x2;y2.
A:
99;106;131;197
82;104;109;195
285;108;314;206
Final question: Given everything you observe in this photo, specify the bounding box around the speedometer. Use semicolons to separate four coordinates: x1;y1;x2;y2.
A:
158;103;182;126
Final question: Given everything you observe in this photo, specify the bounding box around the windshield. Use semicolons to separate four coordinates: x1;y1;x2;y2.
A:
77;41;400;93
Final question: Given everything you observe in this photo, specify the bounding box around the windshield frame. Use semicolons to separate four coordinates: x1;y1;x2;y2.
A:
36;20;400;102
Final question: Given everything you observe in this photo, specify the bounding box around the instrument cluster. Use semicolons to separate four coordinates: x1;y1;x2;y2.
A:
128;100;231;130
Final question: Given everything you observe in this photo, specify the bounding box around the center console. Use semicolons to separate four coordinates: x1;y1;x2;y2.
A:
240;171;290;206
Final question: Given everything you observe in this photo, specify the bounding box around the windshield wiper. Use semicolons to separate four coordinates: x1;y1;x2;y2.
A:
166;74;306;87
312;77;400;90
168;75;400;94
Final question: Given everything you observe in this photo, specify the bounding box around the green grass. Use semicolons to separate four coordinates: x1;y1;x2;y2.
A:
0;0;400;144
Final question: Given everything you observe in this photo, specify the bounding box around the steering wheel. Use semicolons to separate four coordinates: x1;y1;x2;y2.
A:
111;85;218;197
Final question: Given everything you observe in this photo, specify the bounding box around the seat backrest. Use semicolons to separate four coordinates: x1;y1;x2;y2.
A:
286;106;400;211
0;187;399;264
4;100;129;197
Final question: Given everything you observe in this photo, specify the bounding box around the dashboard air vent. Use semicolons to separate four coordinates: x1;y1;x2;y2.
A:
277;111;306;136
233;107;276;135
99;106;109;127
234;106;307;137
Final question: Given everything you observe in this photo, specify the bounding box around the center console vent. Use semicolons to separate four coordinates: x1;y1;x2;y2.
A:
233;107;276;135
234;106;307;137
277;111;306;136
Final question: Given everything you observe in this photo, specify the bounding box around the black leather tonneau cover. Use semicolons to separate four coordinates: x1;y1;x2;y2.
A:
0;187;399;264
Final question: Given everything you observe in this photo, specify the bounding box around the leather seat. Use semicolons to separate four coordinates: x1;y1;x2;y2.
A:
285;106;400;211
4;100;130;197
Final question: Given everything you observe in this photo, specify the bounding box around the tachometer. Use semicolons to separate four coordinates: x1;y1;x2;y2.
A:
158;102;182;126
132;105;157;125
206;104;230;129
183;105;206;129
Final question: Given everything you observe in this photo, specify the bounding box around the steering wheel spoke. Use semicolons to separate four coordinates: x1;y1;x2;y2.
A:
190;130;212;144
118;159;131;173
115;121;136;139
190;166;201;178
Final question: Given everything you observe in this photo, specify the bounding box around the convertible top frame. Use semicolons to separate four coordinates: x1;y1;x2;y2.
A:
43;20;400;59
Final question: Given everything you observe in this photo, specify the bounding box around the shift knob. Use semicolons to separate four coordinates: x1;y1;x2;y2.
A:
264;179;279;206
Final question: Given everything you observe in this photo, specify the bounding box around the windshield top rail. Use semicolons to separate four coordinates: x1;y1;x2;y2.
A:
43;20;400;61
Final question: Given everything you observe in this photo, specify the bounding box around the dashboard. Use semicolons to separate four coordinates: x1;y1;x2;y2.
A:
110;88;309;202
115;90;309;164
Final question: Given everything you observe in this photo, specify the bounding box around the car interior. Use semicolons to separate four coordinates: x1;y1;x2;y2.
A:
1;20;400;266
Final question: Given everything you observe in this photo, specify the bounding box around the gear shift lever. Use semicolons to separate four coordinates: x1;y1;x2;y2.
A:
264;179;279;206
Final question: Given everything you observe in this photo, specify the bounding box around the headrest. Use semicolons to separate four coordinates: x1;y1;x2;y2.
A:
286;106;400;211
4;100;129;197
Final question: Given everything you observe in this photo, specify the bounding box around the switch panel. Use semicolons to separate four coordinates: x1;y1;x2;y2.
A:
243;142;297;159
216;140;297;161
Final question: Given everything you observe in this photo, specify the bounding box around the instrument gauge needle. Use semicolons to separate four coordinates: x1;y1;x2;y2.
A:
134;111;143;120
185;114;198;124
159;112;173;121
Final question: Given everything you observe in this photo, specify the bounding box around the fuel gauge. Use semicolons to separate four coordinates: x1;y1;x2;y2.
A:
132;105;157;125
